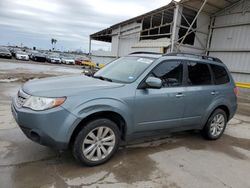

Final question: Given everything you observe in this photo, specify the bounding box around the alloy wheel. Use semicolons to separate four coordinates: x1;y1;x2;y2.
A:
210;114;225;137
82;126;116;162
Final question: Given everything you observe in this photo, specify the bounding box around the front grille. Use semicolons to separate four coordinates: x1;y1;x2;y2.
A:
15;89;30;108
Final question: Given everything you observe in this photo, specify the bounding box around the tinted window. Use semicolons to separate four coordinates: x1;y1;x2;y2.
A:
211;64;230;84
152;61;183;87
187;62;211;85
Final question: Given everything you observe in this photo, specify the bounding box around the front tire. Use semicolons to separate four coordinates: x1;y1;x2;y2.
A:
72;118;120;166
202;109;227;140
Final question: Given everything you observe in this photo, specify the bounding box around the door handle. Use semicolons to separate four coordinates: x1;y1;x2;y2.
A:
176;93;184;98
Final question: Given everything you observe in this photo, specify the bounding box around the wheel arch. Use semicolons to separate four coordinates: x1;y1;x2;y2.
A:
202;104;230;129
69;111;127;148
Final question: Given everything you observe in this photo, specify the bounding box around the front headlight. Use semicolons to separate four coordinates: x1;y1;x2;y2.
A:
23;96;66;111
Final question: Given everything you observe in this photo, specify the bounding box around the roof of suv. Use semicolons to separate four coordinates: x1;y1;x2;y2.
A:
129;52;163;59
164;53;223;64
129;52;223;65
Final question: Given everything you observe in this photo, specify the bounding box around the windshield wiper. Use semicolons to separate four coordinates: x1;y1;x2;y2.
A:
93;75;113;82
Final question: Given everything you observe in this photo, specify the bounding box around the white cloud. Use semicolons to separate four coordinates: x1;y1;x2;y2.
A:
0;0;171;51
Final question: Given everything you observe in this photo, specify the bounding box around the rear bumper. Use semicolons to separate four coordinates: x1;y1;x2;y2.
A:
229;103;237;121
11;99;80;150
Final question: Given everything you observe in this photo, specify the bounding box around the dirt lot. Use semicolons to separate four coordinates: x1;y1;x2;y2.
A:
0;59;250;188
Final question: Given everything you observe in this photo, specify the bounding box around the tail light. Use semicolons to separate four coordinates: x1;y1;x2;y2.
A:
233;86;238;96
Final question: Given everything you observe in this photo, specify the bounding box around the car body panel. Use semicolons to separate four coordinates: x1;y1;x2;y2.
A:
134;87;186;131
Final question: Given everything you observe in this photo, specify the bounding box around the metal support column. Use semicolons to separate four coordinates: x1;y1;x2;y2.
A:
89;37;92;56
171;3;179;52
116;26;121;58
206;17;215;55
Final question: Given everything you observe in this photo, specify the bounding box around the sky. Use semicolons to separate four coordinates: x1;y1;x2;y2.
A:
0;0;171;52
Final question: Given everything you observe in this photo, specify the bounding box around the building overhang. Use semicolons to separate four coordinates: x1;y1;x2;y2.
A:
90;0;241;43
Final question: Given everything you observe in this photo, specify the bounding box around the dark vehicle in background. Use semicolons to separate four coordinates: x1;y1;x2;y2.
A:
46;53;61;64
30;51;46;62
0;47;12;59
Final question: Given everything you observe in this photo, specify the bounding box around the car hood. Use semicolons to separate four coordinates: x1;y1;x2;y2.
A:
34;54;45;58
22;74;124;97
0;51;11;54
62;57;74;61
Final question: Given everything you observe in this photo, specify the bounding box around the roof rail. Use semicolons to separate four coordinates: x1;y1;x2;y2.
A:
129;51;163;55
164;52;223;64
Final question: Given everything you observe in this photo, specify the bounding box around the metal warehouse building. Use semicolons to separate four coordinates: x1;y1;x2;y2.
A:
90;0;250;83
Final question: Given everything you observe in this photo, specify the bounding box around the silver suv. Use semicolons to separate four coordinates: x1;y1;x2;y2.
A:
11;52;237;166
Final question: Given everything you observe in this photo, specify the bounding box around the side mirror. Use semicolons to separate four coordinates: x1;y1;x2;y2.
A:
145;77;162;89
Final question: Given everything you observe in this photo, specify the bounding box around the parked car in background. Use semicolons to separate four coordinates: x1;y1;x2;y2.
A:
10;48;19;56
25;49;33;57
15;51;29;61
75;56;88;65
30;51;46;62
81;59;96;67
96;63;105;69
60;55;75;65
46;53;61;64
0;47;12;59
11;52;237;166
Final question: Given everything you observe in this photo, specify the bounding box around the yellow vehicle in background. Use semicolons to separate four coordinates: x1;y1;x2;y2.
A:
98;63;105;68
81;60;105;69
81;60;96;67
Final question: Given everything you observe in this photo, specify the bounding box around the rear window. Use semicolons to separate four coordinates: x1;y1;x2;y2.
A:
210;64;230;85
187;62;212;86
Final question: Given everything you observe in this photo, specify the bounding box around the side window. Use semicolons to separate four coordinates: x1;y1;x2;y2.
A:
210;64;230;85
152;61;183;87
187;62;212;86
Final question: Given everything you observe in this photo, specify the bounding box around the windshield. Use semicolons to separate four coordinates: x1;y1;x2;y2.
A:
17;51;27;55
0;47;9;52
94;56;155;83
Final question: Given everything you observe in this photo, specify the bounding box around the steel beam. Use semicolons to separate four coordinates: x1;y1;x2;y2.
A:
177;0;208;51
212;21;250;29
116;25;121;58
171;3;179;52
206;17;215;55
208;48;250;52
89;37;92;55
177;9;207;49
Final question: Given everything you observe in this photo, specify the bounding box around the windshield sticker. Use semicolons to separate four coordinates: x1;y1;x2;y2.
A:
137;58;153;64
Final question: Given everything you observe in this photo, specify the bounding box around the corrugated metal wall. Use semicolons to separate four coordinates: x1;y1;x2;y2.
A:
111;22;141;57
209;1;250;82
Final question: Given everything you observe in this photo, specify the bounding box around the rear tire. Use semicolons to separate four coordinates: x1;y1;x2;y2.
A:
72;118;120;166
202;109;227;140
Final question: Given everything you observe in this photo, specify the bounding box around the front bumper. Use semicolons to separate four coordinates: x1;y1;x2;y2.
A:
11;99;80;150
16;56;29;60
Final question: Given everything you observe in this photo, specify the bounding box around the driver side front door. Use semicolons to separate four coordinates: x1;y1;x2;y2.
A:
134;60;185;132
